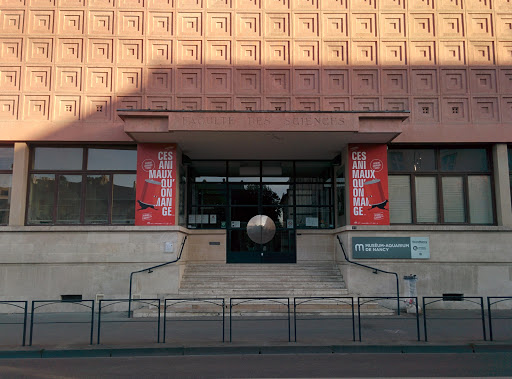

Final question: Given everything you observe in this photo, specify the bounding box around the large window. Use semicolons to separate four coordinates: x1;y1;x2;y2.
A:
388;148;494;225
187;160;334;229
0;146;14;225
27;147;137;225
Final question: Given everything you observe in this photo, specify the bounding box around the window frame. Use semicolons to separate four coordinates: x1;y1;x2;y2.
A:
0;146;14;225
26;145;137;226
388;146;496;225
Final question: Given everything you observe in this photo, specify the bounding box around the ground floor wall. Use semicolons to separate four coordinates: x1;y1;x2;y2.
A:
0;226;510;304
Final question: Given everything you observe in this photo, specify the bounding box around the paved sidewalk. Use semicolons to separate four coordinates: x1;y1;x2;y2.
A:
0;307;511;358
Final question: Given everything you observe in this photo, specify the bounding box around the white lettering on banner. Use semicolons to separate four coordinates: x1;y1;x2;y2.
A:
351;150;369;218
154;150;175;217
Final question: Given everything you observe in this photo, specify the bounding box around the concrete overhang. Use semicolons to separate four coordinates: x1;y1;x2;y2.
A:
118;110;409;160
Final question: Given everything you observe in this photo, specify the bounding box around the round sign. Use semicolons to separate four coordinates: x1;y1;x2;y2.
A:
247;215;276;244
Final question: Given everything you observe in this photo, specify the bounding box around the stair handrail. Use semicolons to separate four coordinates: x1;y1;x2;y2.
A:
128;235;187;318
336;235;400;315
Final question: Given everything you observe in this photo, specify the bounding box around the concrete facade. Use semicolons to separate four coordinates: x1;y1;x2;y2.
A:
0;0;512;303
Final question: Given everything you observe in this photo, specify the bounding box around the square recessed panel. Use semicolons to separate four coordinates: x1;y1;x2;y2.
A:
0;66;20;91
147;68;173;93
442;97;469;122
116;96;143;119
441;69;468;94
177;0;203;7
472;97;499;122
86;67;112;92
411;69;438;94
118;39;143;65
410;13;435;38
88;0;114;7
294;97;320;111
380;41;406;65
439;41;466;65
469;41;495;65
207;97;232;110
497;15;512;39
470;69;497;94
351;14;377;38
382;70;408;94
236;13;261;37
437;0;463;9
0;96;18;120
383;97;409;112
147;96;172;110
118;12;144;36
413;98;439;122
206;13;231;37
148;13;173;36
0;39;22;62
116;68;143;93
87;39;113;64
323;97;349;111
148;0;173;7
322;41;348;66
235;97;261;111
23;95;50;121
58;11;83;35
322;69;348;95
85;96;111;121
58;0;85;6
499;69;512;94
350;0;376;9
55;96;80;121
295;0;318;9
206;68;232;94
353;69;379;95
235;69;261;94
236;41;261;65
265;13;289;36
236;0;261;9
294;69;319;94
178;13;202;37
265;97;290;111
353;97;379;111
147;40;172;64
27;38;53;63
381;0;405;9
409;0;434;9
293;13;318;38
322;14;348;37
29;0;55;6
207;40;231;64
264;0;289;10
176;96;202;110
177;40;202;64
466;0;492;9
294;41;318;65
0;11;24;34
119;0;144;7
265;69;290;94
351;41;377;65
88;11;114;35
24;66;51;91
467;13;493;38
410;41;436;64
177;68;202;93
265;41;289;65
28;10;54;34
57;38;83;64
207;0;232;8
498;42;512;65
501;97;512;121
380;13;406;38
0;0;25;7
56;67;82;92
439;14;465;37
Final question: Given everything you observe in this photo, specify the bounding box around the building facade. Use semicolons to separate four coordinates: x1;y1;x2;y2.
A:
1;0;512;302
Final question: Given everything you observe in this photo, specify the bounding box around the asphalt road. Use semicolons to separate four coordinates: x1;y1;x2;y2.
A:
0;352;511;378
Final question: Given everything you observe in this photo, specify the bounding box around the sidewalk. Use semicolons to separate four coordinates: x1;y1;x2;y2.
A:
0;308;511;358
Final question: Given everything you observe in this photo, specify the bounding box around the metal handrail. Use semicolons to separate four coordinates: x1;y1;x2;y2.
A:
336;235;400;315
128;235;187;317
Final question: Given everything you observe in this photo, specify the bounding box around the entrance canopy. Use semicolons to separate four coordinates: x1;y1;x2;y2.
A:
119;111;409;160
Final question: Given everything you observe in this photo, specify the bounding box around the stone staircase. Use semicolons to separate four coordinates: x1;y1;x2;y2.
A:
177;263;348;299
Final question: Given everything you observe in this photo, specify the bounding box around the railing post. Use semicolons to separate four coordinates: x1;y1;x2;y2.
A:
90;301;95;345
480;297;487;341
487;297;494;341
29;301;35;346
97;300;102;345
22;301;28;347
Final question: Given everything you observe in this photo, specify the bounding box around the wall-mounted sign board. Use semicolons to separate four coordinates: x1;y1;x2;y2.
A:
352;237;430;259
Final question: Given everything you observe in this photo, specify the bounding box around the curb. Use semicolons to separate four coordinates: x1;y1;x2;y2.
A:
1;343;511;359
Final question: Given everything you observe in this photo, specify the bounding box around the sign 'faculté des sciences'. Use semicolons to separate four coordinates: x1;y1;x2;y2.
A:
135;144;176;226
349;144;390;225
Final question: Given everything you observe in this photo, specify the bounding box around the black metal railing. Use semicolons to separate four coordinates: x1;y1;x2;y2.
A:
293;296;355;342
163;298;225;343
29;300;94;346
422;296;486;342
358;296;420;342
229;297;291;343
337;235;400;315
487;297;512;341
98;298;161;344
0;301;28;346
128;235;187;317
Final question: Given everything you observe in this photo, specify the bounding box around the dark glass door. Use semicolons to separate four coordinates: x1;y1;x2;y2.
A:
227;183;296;263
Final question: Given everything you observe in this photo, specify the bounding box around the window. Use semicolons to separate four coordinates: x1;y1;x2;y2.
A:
0;146;14;225
27;147;137;225
388;148;494;225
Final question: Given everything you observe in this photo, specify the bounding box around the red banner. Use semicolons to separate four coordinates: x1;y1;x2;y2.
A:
349;144;389;225
135;144;177;226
